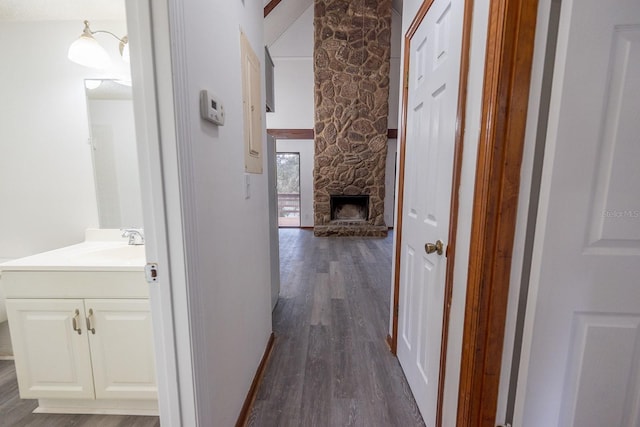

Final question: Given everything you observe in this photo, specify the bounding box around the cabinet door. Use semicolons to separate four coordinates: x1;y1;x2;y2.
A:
5;299;94;399
86;299;157;400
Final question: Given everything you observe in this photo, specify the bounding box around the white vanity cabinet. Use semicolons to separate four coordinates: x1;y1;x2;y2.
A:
2;266;158;415
6;298;156;401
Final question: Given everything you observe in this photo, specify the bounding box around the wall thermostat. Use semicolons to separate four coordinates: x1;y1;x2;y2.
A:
200;90;225;126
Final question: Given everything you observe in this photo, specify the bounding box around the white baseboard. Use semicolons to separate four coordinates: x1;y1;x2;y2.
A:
35;398;159;416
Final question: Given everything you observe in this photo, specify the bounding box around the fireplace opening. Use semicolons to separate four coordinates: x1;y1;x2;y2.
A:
330;195;369;221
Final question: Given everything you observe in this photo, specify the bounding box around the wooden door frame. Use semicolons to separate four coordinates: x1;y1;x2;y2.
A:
390;0;539;425
455;0;539;425
389;1;474;426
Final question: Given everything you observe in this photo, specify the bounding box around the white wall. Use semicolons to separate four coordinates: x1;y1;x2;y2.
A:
267;58;315;128
0;20;129;261
266;5;402;227
164;0;272;425
267;5;314;129
389;0;490;425
276;139;315;227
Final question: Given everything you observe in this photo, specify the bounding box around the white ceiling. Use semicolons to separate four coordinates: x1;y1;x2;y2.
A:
0;0;125;21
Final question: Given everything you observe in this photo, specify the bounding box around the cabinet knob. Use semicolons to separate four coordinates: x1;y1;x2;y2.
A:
86;309;96;335
72;309;82;335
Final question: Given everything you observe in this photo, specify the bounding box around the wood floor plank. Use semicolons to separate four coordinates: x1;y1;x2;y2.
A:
299;325;331;427
330;398;361;427
330;299;357;399
329;260;346;299
310;273;331;326
357;242;377;263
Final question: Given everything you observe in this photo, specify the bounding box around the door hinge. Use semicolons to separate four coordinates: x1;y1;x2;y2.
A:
145;263;159;284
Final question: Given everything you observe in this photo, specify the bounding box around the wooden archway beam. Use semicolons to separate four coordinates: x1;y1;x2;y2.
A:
264;0;283;18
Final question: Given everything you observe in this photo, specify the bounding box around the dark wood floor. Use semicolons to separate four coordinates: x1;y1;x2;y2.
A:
248;229;425;426
0;362;160;427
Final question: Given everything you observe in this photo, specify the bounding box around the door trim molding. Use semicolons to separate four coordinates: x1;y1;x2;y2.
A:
390;1;473;426
456;0;539;425
126;0;194;424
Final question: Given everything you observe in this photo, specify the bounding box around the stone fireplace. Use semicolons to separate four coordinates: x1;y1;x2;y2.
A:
313;0;392;237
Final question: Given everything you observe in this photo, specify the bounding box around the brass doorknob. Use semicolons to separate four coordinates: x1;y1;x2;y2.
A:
425;240;444;256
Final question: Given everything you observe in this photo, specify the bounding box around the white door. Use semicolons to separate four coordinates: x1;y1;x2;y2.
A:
515;0;640;425
397;0;464;422
87;299;158;400
5;299;94;399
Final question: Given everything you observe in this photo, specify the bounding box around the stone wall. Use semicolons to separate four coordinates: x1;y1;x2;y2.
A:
313;0;392;237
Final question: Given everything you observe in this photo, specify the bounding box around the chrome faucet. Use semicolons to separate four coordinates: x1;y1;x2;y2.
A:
121;229;145;245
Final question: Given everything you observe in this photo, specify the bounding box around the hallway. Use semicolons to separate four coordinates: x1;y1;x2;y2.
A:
248;229;425;426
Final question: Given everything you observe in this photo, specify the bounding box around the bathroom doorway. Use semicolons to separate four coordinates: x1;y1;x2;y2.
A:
0;0;171;424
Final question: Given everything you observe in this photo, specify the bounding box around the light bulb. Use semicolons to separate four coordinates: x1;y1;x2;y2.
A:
84;79;102;90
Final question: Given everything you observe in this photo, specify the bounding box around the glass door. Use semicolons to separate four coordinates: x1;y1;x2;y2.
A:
276;152;301;227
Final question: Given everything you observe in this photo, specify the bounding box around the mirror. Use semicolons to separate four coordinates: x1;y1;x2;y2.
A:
85;79;143;228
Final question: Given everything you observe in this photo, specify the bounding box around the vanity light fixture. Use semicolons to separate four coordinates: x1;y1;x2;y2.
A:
68;20;129;69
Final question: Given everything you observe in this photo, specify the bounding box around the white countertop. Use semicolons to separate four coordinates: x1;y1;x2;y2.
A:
0;229;146;272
